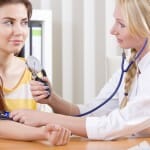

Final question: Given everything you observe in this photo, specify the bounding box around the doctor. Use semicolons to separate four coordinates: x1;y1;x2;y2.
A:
11;0;150;140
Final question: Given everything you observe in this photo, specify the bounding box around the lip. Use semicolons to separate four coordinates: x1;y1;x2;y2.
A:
117;38;123;43
9;40;24;45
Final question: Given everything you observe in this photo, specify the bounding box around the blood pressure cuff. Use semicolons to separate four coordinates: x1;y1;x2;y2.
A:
0;111;12;120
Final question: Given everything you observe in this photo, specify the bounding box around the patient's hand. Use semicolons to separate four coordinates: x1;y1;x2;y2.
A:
44;124;71;146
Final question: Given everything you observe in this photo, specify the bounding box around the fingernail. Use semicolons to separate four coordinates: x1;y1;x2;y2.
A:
44;86;49;90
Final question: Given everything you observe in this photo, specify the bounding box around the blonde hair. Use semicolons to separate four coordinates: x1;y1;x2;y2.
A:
116;0;150;108
120;49;137;108
116;0;150;37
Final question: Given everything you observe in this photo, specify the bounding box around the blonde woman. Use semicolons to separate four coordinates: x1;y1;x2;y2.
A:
11;0;150;140
0;0;71;145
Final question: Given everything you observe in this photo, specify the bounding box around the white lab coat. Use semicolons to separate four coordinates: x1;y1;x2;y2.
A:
78;52;150;140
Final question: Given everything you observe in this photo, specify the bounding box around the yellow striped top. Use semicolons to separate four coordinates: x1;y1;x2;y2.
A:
3;68;37;111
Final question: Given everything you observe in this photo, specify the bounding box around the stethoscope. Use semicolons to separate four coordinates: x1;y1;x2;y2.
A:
0;38;148;119
76;38;148;117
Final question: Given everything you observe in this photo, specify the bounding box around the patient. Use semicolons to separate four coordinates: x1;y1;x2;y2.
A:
0;0;71;146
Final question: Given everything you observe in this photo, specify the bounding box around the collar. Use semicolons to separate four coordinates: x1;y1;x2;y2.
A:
137;51;150;73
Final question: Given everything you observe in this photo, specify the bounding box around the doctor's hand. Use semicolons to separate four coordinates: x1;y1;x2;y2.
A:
10;109;47;127
30;77;53;105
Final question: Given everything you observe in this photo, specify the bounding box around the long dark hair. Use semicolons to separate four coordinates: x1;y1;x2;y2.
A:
0;76;6;111
0;1;32;110
0;0;32;19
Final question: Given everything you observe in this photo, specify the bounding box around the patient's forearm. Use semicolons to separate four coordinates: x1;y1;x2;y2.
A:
0;120;45;141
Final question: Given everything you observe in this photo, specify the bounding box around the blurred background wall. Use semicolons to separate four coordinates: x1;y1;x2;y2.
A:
30;0;120;104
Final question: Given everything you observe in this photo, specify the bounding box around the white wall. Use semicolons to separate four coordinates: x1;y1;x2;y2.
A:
30;0;117;104
105;0;121;56
30;0;51;9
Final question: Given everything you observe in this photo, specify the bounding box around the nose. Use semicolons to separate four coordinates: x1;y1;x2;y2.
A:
110;24;118;35
12;23;23;35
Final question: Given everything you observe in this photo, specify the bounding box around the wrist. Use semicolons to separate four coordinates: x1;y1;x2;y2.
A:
47;92;59;106
40;126;48;140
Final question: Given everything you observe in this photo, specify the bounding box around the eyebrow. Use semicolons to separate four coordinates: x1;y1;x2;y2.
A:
1;17;28;21
116;18;125;22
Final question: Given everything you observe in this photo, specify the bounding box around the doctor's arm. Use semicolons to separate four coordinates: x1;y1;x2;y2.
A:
30;79;80;116
85;96;150;140
11;96;150;140
30;70;121;116
46;96;150;140
10;110;87;137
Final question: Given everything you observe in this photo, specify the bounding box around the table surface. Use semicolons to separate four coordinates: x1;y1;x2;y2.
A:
0;136;150;150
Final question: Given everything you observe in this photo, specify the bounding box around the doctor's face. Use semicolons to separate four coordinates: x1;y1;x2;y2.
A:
110;5;144;51
0;3;29;55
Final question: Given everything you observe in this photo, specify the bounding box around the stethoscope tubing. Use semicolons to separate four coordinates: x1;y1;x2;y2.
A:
75;60;124;117
76;38;148;117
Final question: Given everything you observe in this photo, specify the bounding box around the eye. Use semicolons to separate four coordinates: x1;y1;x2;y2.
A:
3;20;13;26
21;21;29;27
119;22;126;28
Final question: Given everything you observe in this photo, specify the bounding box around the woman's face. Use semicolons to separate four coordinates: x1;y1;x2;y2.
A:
0;3;29;55
110;5;145;51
